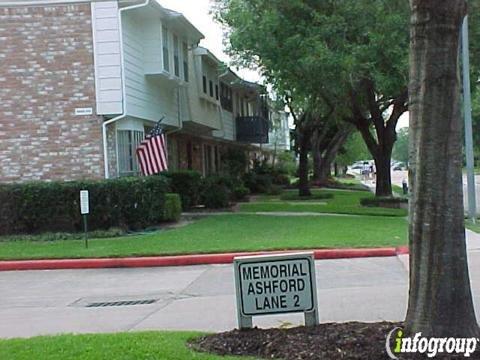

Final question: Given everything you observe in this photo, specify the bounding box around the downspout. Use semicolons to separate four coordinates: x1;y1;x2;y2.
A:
215;69;230;139
166;86;184;135
102;0;150;179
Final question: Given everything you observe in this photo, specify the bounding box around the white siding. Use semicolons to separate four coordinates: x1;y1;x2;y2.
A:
213;110;235;141
185;54;222;130
122;12;180;127
91;1;123;115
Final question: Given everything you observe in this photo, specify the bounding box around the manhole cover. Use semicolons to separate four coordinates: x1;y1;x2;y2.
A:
85;299;157;307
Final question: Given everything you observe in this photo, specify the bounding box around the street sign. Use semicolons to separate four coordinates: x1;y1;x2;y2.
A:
234;252;319;329
80;190;89;215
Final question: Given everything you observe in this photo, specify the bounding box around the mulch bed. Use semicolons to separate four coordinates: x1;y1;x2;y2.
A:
190;322;480;359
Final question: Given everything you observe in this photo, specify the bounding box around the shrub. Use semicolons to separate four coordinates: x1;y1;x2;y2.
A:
360;196;408;208
0;176;170;236
271;173;290;186
163;170;202;210
200;176;232;209
280;192;334;201
232;185;250;201
276;151;297;176
163;193;182;222
221;147;248;177
243;172;273;194
267;184;283;196
203;184;230;209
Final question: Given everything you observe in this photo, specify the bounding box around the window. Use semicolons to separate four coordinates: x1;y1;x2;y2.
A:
209;80;213;97
215;84;219;100
202;76;207;93
117;130;144;176
220;83;233;111
162;26;169;72
173;35;180;77
182;42;189;82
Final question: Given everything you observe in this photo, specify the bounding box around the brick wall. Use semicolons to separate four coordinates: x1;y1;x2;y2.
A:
0;3;105;182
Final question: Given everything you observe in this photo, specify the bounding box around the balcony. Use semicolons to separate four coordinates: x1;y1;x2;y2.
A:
236;116;269;144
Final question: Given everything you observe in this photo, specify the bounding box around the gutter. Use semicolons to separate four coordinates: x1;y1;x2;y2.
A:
102;0;150;179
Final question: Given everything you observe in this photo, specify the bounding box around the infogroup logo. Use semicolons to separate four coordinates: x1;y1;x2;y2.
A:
385;327;479;358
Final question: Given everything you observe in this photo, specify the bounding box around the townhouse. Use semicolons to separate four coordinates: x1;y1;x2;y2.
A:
0;0;289;183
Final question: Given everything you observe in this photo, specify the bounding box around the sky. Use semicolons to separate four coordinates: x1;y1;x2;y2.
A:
156;0;409;130
157;0;261;83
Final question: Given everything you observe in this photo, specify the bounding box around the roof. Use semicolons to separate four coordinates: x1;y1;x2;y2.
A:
119;0;205;42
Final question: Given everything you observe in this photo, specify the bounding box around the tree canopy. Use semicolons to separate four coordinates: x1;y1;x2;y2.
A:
215;0;410;196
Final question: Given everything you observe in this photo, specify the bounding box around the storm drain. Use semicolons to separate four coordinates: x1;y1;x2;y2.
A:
85;299;157;307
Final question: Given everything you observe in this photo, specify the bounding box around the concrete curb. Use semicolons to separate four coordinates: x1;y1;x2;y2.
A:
0;247;409;271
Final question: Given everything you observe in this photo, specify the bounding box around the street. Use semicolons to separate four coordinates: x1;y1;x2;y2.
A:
383;170;480;216
2;230;480;339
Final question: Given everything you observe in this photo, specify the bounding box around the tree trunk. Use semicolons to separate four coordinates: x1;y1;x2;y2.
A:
313;128;351;185
373;143;394;197
311;127;329;181
405;0;478;337
298;135;311;196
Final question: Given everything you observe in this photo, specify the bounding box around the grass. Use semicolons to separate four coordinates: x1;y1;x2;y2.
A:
0;214;407;260
466;220;480;233
0;228;126;243
241;189;407;217
279;192;334;201
0;331;255;360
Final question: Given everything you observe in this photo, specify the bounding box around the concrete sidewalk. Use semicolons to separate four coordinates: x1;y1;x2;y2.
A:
1;247;480;339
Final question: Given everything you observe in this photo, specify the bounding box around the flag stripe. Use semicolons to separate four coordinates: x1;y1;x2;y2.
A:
135;125;168;176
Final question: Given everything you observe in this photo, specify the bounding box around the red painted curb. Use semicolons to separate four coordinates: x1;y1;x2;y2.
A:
0;247;409;271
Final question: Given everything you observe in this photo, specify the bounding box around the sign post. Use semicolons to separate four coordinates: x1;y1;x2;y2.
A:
80;190;89;249
234;252;319;329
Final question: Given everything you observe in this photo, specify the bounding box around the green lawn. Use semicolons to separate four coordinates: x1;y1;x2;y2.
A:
466;220;480;233
0;214;407;260
241;189;407;217
0;331;255;360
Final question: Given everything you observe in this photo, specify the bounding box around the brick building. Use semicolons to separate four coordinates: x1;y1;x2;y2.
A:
0;0;290;183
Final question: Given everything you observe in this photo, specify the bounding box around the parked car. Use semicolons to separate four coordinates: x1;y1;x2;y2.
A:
392;162;406;171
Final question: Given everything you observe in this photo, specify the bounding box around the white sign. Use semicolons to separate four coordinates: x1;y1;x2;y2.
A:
234;252;318;328
74;107;93;116
80;190;89;215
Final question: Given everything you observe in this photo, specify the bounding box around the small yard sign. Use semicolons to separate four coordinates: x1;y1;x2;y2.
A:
80;190;89;248
80;190;89;215
234;252;318;329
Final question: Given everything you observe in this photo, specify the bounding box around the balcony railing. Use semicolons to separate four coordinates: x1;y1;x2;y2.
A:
236;116;269;143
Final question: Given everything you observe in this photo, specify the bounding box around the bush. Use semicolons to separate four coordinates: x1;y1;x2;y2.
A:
267;185;283;196
163;170;202;210
200;176;232;209
360;196;408;208
243;172;273;194
0;176;170;236
280;192;334;201
276;151;297;176
232;185;250;201
163;193;182;222
221;147;248;177
271;173;290;186
203;184;230;209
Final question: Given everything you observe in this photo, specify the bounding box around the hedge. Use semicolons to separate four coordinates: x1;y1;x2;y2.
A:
162;170;202;210
360;196;408;209
0;176;172;235
163;193;182;222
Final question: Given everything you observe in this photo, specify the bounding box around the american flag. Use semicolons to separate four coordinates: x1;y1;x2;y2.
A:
136;119;168;176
